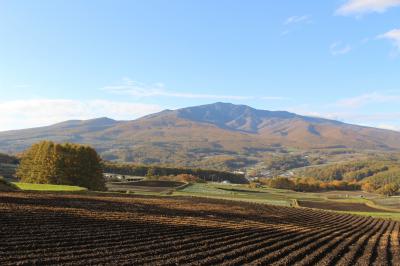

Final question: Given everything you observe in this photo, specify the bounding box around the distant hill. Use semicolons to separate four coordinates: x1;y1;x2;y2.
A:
1;102;400;168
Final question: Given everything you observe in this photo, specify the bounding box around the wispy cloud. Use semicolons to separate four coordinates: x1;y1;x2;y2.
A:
103;78;252;100
261;96;289;100
284;15;312;25
377;124;400;131
287;106;400;131
281;15;312;36
336;92;400;108
336;0;400;16
330;42;352;56
14;84;31;89
0;99;162;131
103;78;287;101
378;28;400;53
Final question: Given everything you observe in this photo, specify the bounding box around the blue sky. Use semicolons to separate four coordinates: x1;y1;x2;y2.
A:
1;0;400;131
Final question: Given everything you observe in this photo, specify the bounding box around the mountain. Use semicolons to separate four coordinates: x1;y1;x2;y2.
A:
1;102;400;168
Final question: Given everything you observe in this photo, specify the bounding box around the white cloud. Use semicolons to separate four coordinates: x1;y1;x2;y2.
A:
280;30;290;36
103;78;252;100
377;124;400;131
0;99;162;131
284;15;312;25
336;92;400;108
14;84;31;89
286;105;400;131
336;0;400;16
378;28;400;52
281;15;312;36
330;42;352;56
286;107;345;122
103;78;286;101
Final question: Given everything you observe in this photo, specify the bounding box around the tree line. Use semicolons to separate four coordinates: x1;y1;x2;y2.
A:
263;177;360;192
103;162;248;184
17;141;105;190
0;153;19;165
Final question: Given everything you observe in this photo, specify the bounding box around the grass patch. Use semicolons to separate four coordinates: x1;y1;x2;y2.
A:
101;181;400;220
13;182;87;191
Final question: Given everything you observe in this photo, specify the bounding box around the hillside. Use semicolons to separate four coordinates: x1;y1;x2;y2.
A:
1;102;400;168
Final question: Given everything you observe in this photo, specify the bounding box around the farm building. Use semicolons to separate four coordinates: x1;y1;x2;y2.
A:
104;173;144;182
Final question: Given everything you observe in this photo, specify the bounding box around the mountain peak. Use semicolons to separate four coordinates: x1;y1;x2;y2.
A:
175;102;299;133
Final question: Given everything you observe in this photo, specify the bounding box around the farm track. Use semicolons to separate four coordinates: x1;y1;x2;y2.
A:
0;192;399;265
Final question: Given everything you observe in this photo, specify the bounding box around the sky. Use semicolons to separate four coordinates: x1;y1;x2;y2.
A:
1;0;400;131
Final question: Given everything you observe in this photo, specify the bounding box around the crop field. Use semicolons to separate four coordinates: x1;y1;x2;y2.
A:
175;183;295;206
174;184;400;219
0;192;399;265
106;180;185;193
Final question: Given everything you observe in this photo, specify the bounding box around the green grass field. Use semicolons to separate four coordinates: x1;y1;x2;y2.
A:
12;182;87;191
175;183;293;206
174;183;400;220
14;179;398;220
111;181;399;212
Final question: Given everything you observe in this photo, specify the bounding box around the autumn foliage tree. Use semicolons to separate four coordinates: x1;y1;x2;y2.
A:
265;177;360;192
377;183;399;196
17;141;105;190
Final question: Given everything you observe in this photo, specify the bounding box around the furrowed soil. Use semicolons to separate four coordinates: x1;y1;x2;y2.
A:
0;192;399;265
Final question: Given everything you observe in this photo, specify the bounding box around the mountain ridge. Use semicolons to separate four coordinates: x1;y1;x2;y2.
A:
1;102;400;167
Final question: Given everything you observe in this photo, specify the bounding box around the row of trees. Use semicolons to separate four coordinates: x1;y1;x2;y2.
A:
103;162;248;184
146;174;205;183
0;153;19;164
264;177;360;192
17;141;105;190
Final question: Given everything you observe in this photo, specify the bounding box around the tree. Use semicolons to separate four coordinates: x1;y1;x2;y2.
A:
0;153;19;164
267;177;294;190
17;142;41;183
378;183;399;196
146;167;157;178
17;141;106;190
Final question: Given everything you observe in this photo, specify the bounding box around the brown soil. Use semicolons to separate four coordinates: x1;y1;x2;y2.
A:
0;192;398;265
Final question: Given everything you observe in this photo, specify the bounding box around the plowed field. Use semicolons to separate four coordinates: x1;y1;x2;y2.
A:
0;192;399;265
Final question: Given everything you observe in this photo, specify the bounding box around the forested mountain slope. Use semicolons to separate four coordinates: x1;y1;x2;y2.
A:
1;102;400;167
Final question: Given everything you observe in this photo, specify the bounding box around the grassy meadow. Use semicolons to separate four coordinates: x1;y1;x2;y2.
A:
130;182;400;220
5;178;400;220
13;182;87;192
